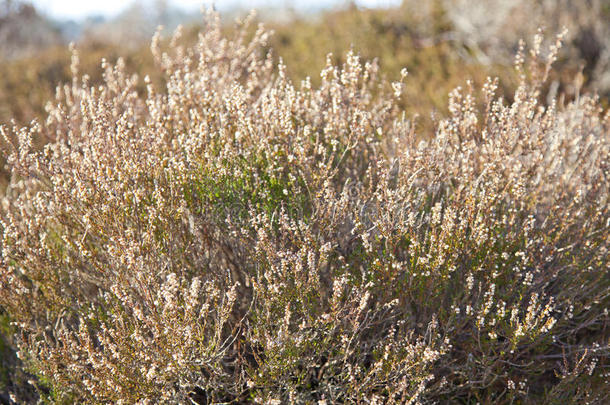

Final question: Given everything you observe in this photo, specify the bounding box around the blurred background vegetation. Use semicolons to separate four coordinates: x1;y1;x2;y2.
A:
1;0;609;128
0;0;608;402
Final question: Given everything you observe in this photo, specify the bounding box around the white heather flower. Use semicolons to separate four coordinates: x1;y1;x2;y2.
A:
466;273;474;291
392;82;403;98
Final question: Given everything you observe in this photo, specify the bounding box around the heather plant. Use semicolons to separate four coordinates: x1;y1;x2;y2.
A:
0;2;513;134
0;10;608;404
265;3;516;134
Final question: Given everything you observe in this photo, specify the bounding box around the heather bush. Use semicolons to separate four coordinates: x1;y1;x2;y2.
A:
0;11;608;404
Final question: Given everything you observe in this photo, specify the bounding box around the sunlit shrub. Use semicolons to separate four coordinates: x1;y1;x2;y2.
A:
0;11;608;404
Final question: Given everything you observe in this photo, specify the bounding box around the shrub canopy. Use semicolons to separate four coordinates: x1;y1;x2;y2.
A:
0;11;608;404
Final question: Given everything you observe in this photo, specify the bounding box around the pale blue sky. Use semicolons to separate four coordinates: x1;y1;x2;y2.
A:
32;0;402;20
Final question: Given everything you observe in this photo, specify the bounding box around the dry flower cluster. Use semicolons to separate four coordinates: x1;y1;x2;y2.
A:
0;11;608;404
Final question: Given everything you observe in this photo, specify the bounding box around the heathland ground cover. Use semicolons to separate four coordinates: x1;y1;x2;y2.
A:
0;2;608;403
